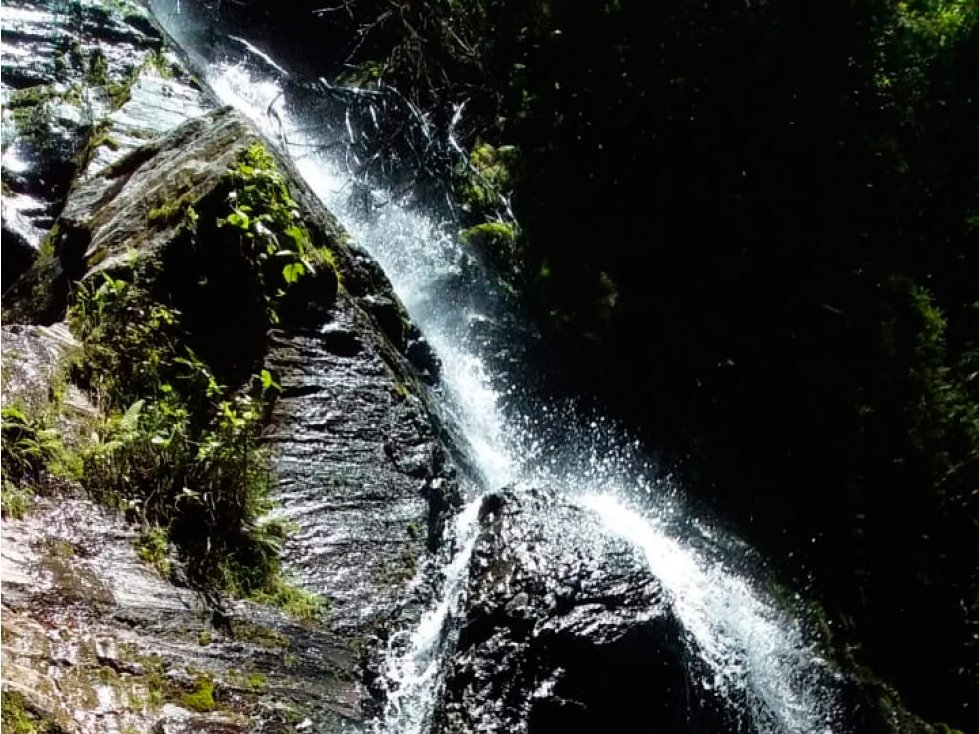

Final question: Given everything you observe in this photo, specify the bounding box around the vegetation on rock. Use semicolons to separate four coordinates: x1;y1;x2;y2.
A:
0;691;64;734
195;0;977;727
10;141;335;620
218;142;340;306
181;675;217;713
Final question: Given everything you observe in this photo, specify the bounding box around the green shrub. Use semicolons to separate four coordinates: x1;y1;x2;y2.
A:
71;277;285;597
219;142;339;301
1;405;59;483
1;480;32;519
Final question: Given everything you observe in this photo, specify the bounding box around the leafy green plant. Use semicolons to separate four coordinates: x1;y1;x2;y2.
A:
147;194;198;227
219;142;339;306
1;404;80;490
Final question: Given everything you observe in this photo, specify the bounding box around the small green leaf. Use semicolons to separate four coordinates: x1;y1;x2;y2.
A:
259;369;281;394
282;261;306;284
284;224;309;251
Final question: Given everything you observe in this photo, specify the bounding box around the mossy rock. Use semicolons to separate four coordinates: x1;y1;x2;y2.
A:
0;690;67;734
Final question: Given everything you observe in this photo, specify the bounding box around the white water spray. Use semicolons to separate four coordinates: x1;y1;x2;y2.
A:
165;46;842;733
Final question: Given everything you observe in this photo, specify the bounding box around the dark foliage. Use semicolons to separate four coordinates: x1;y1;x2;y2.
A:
184;0;977;726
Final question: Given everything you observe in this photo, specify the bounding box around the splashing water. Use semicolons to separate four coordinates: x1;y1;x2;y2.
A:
582;493;839;734
150;26;843;731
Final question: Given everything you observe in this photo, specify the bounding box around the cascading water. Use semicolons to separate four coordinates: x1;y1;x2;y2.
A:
146;10;845;731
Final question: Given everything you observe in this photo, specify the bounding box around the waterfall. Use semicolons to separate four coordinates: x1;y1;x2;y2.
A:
145;10;845;731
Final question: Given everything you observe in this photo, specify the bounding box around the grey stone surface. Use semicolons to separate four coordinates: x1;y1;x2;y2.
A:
432;487;714;734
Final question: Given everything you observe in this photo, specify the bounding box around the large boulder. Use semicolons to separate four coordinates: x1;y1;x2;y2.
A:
432;487;719;734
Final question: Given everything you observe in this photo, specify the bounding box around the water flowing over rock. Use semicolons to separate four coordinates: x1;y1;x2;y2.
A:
431;488;721;734
2;50;457;730
3;2;946;733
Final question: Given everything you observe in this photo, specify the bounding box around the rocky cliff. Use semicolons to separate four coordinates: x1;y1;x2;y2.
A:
1;2;457;730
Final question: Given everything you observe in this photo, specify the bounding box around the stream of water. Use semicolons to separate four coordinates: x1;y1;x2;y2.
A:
146;10;845;730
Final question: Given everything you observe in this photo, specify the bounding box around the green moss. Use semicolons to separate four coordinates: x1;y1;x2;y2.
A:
50;540;75;558
90;132;120;151
460;220;520;269
6;90;55;136
458;142;520;211
460;220;517;246
87;49;109;86
375;544;419;585
406;520;422;540
104;75;136;110
97;665;119;684
1;691;34;734
0;691;63;734
247;580;327;624
82;46;146;111
145;680;165;707
392;380;410;399
136;526;170;577
134;654;170;707
230;620;288;648
181;675;216;713
147;193;198;227
246;672;267;689
145;50;175;79
5;86;58;110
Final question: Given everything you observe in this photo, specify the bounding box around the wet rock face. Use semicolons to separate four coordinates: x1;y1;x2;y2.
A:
1;0;208;285
267;306;456;634
11;101;461;634
3;88;458;730
433;488;708;734
2;495;364;734
1;323;86;419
